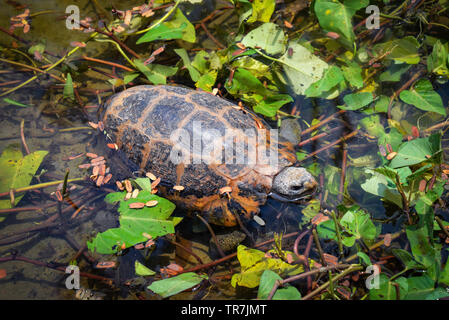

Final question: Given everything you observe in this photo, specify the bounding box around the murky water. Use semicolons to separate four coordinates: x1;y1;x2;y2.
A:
0;0;448;300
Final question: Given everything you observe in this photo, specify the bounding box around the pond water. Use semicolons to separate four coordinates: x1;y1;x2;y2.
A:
0;0;448;300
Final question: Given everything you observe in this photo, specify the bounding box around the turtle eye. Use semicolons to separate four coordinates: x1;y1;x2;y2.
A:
289;185;304;193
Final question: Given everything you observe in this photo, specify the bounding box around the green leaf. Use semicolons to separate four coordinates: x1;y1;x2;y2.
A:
148;272;208;298
134;59;178;85
339;92;374;110
305;65;344;98
339;205;377;246
226;68;267;96
403;275;437;300
406;219;441;281
136;9;195;44
357;252;372;266
231;245;310;288
392;248;426;271
369;274;408;300
427;40;449;76
3;98;29;108
165;9;196;43
247;0;275;23
174;48;201;82
257;270;301;300
63;73;75;100
317;219;337;240
279;41;329;95
136;23;186;43
399;79;446;116
314;0;369;43
360;169;402;208
379;63;411;82
88;190;176;254
0;144;48;222
135;177;152;192
135;261;156;276
440;258;449;286
253;94;293;117
195;70;217;91
123;73;139;85
373;36;420;64
389;134;441;168
241;23;286;55
342;62;364;88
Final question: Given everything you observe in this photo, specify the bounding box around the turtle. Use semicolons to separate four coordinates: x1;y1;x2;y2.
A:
99;85;317;227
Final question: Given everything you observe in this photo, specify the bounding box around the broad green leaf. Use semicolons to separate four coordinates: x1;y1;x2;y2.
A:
360;169;402;208
406;220;441;281
148;272;208;298
136;9;195;43
196;70;217;91
389;134;441;168
135;177;152;192
369;274;408;300
257;270;301;300
357;252;372;266
427;40;449;76
88;190;176;254
440;259;449;286
165;9;196;43
342;62;364;88
63;73;75;100
134;59;178;85
247;0;275;23
174;48;201;82
0;144;48;222
135;261;156;276
379;63;411;82
226;68;267;96
392;248;426;271
339;92;374;110
231;245;310;288
373;37;420;64
339;206;377;246
305;65;344;98
403;275;436;300
136;23;186;43
279;41;329;95
317;219;337;240
123;73;139;85
399;79;446;116
231;56;272;80
241;23;286;55
253;94;293;117
314;0;369;43
424;288;449;300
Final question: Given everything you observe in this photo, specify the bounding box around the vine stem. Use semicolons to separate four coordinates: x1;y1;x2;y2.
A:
134;0;181;35
0;178;85;198
0;32;99;97
180;231;300;274
301;264;364;300
266;264;353;300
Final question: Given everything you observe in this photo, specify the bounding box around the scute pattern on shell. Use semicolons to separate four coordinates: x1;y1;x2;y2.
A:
101;85;297;226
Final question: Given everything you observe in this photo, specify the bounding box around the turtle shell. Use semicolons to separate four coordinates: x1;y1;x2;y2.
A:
101;85;297;226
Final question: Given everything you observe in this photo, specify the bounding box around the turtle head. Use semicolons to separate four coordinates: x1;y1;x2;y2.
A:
270;167;318;202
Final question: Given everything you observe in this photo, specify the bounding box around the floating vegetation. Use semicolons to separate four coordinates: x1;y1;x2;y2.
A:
0;0;449;301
